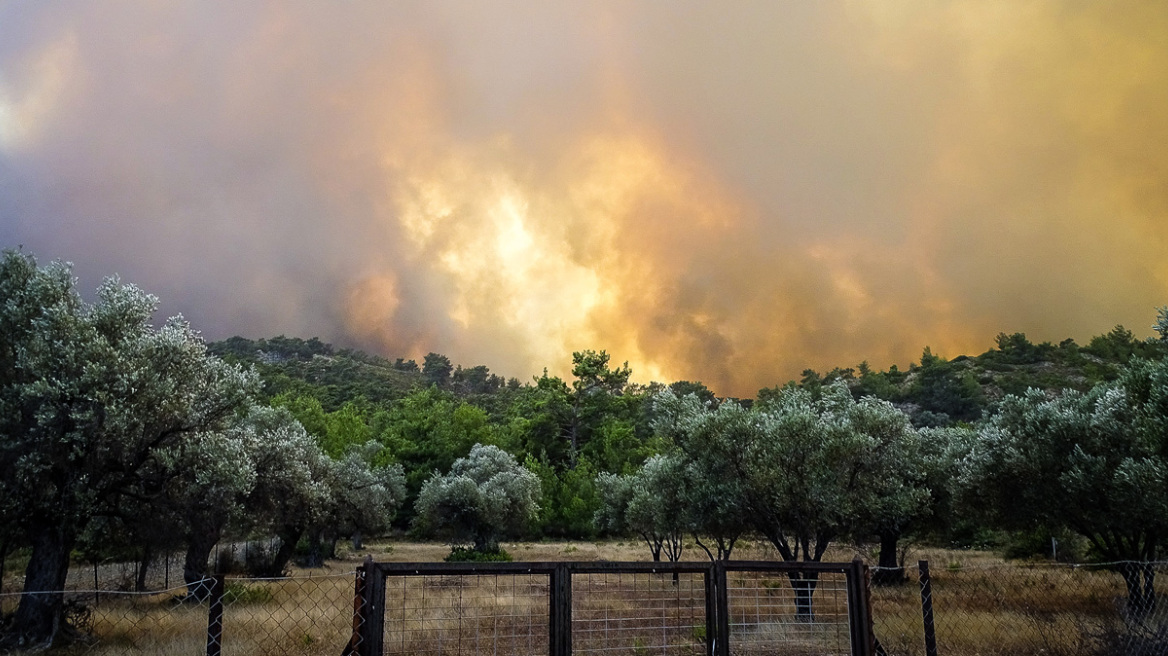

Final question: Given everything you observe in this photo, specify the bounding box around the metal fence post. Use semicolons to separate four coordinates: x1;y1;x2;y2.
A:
205;575;225;656
551;562;572;656
703;563;717;656
714;560;730;656
918;560;938;656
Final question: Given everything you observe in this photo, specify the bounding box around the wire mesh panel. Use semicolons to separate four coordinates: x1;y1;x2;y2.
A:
382;571;551;656
571;569;709;656
723;567;853;656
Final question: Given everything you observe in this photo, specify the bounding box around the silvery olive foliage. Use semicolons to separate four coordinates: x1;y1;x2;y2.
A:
0;250;259;539
958;358;1168;616
327;441;408;541
650;390;748;560
238;410;404;573
624;453;689;562
959;359;1168;561
0;250;258;645
1155;306;1168;342
657;382;927;564
414;443;541;552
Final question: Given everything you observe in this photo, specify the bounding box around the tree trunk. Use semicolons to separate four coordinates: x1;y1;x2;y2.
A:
303;530;326;568
0;537;9;596
872;529;906;586
183;521;221;600
473;533;500;556
351;531;363;551
135;546;152;592
268;528;301;577
1120;562;1157;620
760;528;830;619
787;571;820;621
3;524;74;649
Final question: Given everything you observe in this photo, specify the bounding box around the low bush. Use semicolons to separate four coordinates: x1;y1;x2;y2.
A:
444;546;512;562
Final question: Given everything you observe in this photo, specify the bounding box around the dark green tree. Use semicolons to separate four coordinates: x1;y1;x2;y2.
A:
422;352;454;387
568;350;632;464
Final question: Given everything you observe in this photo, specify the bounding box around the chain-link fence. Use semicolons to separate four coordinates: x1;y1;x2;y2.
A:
1;570;359;655
871;560;1168;656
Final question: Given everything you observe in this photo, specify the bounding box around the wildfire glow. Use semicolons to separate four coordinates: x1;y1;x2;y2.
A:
1;2;1166;396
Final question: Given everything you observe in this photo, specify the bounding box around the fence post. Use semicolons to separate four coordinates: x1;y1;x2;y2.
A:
550;563;572;656
703;563;717;656
343;562;368;656
359;556;385;656
714;560;730;656
205;575;225;656
847;558;875;656
918;560;938;656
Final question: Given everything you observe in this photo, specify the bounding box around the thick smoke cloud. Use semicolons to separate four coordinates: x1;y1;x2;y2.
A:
2;1;1166;397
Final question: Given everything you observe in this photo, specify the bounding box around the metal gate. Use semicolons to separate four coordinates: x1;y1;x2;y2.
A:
347;558;875;656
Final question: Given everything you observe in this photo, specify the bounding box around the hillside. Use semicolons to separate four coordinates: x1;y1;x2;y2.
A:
788;326;1166;427
210;323;1166;427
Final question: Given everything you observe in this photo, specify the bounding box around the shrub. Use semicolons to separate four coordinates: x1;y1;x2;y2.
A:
222;581;274;605
444;546;513;562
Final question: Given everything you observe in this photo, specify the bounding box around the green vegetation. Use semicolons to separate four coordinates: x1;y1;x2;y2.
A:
414;444;541;557
4;248;1167;648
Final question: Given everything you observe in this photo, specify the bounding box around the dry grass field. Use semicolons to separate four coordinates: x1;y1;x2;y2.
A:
3;540;1165;655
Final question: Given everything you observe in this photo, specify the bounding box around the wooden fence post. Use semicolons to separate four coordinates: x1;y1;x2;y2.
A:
359;557;385;656
846;558;875;656
918;560;938;656
343;561;368;656
205;575;225;656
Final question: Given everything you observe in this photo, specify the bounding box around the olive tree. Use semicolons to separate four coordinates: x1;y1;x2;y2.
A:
253;434;405;574
168;425;258;595
651;390;749;561
414;444;540;554
0;251;257;648
595;454;689;562
664;383;926;618
302;444;407;565
959;358;1168;618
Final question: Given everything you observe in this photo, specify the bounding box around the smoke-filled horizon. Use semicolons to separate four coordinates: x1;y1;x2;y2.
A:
2;2;1166;397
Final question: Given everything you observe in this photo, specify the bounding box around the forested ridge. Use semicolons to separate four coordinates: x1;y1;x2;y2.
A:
212;323;1162;428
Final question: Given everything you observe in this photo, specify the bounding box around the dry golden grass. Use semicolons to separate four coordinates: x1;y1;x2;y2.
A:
4;541;1162;655
868;551;1150;656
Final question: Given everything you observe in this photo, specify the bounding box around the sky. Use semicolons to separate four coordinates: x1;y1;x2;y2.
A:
1;1;1166;397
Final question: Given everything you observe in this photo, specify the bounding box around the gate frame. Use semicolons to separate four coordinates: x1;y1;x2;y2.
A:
351;557;875;656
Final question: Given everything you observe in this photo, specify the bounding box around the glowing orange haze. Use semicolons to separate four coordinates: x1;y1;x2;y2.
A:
1;2;1166;397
